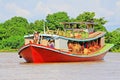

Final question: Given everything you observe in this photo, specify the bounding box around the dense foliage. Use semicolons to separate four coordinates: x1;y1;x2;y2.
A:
76;12;107;31
0;11;119;52
46;12;69;30
0;17;29;50
105;28;120;52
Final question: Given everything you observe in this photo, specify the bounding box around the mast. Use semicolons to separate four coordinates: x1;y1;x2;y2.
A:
43;21;46;34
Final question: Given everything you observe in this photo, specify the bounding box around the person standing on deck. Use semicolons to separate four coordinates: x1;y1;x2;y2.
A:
33;31;40;44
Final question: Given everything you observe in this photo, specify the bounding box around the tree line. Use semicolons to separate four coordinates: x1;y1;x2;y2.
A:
0;11;119;52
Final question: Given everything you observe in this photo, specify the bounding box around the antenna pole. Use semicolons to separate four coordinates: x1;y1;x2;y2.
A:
43;21;46;34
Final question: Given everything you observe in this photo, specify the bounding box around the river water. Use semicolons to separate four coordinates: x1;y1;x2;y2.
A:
0;52;120;80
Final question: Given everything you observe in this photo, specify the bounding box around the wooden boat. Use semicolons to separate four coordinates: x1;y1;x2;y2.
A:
18;22;114;63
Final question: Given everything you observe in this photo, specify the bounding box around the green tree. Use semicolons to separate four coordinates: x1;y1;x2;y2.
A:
27;20;45;34
46;12;70;30
0;16;29;49
0;23;6;40
94;17;107;31
105;28;120;52
76;12;107;31
1;36;24;49
3;16;29;37
76;12;95;22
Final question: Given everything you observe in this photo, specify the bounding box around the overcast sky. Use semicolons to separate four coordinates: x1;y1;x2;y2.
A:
0;0;120;31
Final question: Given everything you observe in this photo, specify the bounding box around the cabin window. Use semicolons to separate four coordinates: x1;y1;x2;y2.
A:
40;36;55;47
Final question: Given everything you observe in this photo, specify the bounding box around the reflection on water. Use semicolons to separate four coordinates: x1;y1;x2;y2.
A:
0;52;120;80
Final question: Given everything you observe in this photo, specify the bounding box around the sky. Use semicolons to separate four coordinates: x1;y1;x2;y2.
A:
0;0;120;31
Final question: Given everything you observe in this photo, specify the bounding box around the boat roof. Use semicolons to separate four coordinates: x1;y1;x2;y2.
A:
56;32;106;42
24;34;58;38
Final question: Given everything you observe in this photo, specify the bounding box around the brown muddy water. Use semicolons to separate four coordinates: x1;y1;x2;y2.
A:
0;52;120;80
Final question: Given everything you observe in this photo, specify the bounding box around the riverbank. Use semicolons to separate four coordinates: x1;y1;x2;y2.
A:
0;49;18;52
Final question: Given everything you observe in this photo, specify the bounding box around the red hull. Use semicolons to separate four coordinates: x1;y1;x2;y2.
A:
18;43;110;63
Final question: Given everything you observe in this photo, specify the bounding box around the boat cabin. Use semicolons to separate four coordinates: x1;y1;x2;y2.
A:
56;22;106;54
61;22;95;34
54;32;105;54
24;22;105;55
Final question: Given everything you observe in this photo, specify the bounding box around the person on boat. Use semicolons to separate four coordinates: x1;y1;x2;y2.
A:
83;48;91;55
83;42;91;55
72;42;81;54
78;43;84;54
94;40;100;49
33;31;40;44
89;41;96;52
91;41;100;51
67;42;73;52
48;39;55;48
77;43;82;54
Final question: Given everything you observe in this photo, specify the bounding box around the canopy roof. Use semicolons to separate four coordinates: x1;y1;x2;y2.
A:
55;32;106;42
